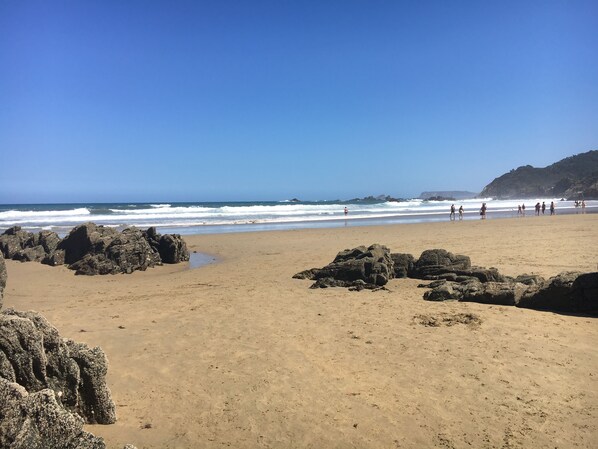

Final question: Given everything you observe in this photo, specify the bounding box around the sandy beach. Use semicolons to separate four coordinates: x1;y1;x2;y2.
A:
3;214;598;449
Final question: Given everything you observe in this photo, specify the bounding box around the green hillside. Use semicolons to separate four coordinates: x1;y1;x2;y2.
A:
480;150;598;199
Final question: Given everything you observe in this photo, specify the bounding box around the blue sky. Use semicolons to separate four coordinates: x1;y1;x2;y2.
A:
1;0;597;203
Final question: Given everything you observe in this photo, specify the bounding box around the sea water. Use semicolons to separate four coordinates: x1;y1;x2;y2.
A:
0;198;595;236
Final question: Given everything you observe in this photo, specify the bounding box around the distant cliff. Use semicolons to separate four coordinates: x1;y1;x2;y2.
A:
480;150;598;199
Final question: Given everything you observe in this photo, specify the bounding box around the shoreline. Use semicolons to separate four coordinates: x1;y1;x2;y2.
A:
3;214;597;448
161;204;598;236
1;199;596;237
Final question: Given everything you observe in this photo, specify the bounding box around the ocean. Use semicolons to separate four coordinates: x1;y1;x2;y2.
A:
0;198;595;236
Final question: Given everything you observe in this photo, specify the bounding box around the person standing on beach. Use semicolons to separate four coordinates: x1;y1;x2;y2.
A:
344;207;348;216
517;205;522;216
450;204;456;221
535;202;540;216
522;203;526;216
542;202;546;214
582;200;586;213
480;203;487;219
458;205;464;220
550;201;555;215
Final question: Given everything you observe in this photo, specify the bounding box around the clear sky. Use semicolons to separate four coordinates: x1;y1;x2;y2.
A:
1;0;597;203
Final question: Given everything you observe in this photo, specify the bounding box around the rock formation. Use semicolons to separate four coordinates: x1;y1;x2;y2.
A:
0;252;6;308
59;224;161;275
0;309;116;424
143;226;190;264
0;379;106;449
293;244;394;290
390;253;415;278
0;223;190;275
0;263;136;448
422;270;598;313
0;227;62;263
294;245;598;313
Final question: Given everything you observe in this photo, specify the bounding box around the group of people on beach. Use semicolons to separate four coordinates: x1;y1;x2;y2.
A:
517;201;555;216
450;199;574;221
449;204;465;221
450;203;485;220
574;200;587;213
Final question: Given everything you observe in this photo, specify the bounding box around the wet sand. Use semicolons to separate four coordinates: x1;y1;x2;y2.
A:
3;213;598;448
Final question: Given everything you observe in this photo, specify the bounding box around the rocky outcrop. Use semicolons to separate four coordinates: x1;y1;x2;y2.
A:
293;244;394;289
422;271;598;313
0;261;136;448
0;379;107;449
390;253;415;278
0;253;6;308
0;378;138;448
411;249;471;279
0;226;32;259
0;309;116;424
59;224;161;275
0;227;63;265
294;244;597;313
1;223;190;275
58;223;189;275
143;227;189;264
518;272;598;312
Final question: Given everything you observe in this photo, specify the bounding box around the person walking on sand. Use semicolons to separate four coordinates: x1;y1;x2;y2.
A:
458;205;464;220
550;201;555;215
480;202;487;219
450;204;456;221
517;204;522;216
542;202;546;214
535;202;540;216
522;203;526;216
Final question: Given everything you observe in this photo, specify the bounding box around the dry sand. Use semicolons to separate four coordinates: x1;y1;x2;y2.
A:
3;214;598;449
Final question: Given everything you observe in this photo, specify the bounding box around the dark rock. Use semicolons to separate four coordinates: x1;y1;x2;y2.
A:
421;271;598;313
436;273;458;282
0;227;34;259
143;227;189;264
412;249;471;279
514;274;546;286
142;226;161;254
37;230;61;254
390;253;415;278
58;223;119;265
418;280;446;289
0;253;6;308
69;255;111;275
572;272;598;312
41;249;66;266
460;267;506;283
296;244;394;289
2;223;188;275
13;245;46;262
0;309;116;424
292;268;320;280
0;228;61;265
459;280;528;306
158;234;190;264
60;224;161;275
517;272;598;313
0;379;107;449
423;282;460;301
